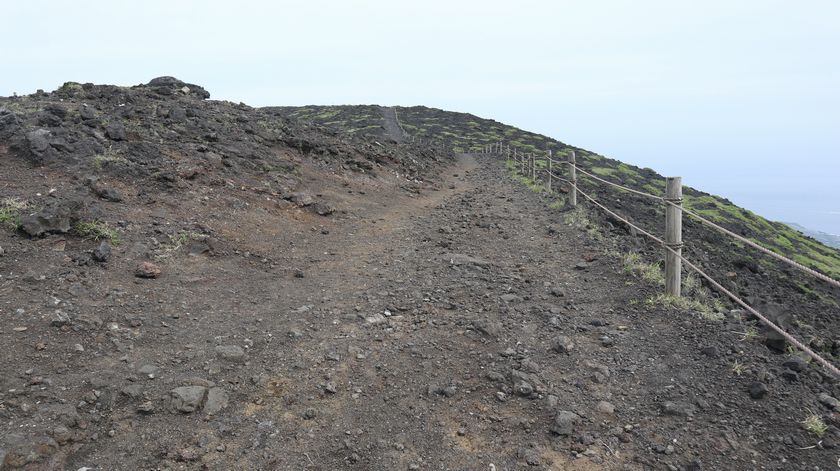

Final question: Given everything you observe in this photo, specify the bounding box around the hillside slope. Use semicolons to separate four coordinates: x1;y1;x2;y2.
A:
277;104;840;287
2;86;840;470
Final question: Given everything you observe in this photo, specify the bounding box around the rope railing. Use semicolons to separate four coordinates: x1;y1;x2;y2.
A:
666;200;840;289
492;143;840;289
477;141;840;378
573;184;840;378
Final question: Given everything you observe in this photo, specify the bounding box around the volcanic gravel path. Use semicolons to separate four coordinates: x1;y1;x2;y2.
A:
3;154;838;470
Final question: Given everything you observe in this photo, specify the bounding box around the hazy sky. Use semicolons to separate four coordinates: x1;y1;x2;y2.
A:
2;1;839;233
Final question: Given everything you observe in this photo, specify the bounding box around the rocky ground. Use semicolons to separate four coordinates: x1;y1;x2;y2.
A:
2;80;840;470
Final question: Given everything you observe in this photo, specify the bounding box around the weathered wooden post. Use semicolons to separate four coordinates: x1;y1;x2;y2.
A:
568;150;577;207
665;177;683;297
546;150;553;192
533;154;537;181
531;154;536;181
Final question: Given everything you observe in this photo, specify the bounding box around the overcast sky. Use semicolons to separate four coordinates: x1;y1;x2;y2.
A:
2;0;839;233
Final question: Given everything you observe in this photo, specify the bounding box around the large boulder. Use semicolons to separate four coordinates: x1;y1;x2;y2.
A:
0;108;20;139
19;201;82;237
146;76;210;99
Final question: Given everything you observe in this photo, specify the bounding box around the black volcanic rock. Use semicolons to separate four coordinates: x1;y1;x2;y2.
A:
145;76;210;99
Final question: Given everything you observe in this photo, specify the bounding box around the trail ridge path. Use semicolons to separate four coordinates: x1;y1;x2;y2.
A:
382;106;407;143
8;155;833;470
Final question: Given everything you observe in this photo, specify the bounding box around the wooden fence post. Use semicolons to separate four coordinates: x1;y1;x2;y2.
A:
547;150;552;192
529;154;533;180
568;150;577;207
665;177;683;297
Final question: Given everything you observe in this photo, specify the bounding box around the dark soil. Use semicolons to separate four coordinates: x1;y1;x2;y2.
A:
1;80;840;470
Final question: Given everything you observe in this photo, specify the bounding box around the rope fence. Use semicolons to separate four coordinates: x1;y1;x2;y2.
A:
477;141;840;378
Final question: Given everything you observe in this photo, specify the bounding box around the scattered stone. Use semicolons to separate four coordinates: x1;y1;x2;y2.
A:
550;410;579;436
50;425;72;445
2;435;58;468
782;355;808;372
324;382;337;394
486;371;506;383
170;386;208;413
552;335;575;354
574;262;590;270
98;186;124;203
204;387;229;415
366;313;387;325
514;381;534;397
214;345;246;362
500;293;520;303
50;310;72;327
550;287;567;297
818;393;840;410
136;401;155;414
700;346;719;358
135;261;162;278
596;401;615;415
473;319;502;338
312;202;335;216
105;122;126;141
748;382;769;399
93;240;111;262
662;401;696;417
138;364;159;378
289;192;315;207
121;384;144;399
19;203;76;237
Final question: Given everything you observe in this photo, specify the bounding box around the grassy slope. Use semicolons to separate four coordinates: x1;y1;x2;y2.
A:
269;105;840;281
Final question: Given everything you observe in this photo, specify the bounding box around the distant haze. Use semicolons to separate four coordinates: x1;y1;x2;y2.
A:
2;1;838;234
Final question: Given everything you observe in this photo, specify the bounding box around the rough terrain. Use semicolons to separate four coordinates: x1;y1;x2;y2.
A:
2;80;840;470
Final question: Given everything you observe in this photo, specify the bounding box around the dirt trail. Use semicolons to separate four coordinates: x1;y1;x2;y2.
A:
382;106;407;143
4;153;837;470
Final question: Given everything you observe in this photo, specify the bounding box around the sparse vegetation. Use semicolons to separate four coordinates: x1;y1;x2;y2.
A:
737;327;758;341
0;197;28;230
622;252;665;286
156;230;208;259
646;293;724;321
170;231;206;249
73;221;121;244
93;148;128;168
802;412;828;437
548;199;566;210
731;360;745;376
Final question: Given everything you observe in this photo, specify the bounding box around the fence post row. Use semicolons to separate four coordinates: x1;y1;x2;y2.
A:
665;177;683;297
498;141;679;295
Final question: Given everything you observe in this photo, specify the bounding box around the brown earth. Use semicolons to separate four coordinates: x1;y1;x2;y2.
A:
2;79;840;471
3;148;840;470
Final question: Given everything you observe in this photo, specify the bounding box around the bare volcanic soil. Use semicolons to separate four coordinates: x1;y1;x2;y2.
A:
2;81;840;470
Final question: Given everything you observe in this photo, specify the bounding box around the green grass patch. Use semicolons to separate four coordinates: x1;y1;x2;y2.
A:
73;221;121;245
0;198;28;230
622;252;665;286
646;293;723;321
548;199;566;210
590;166;617;177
